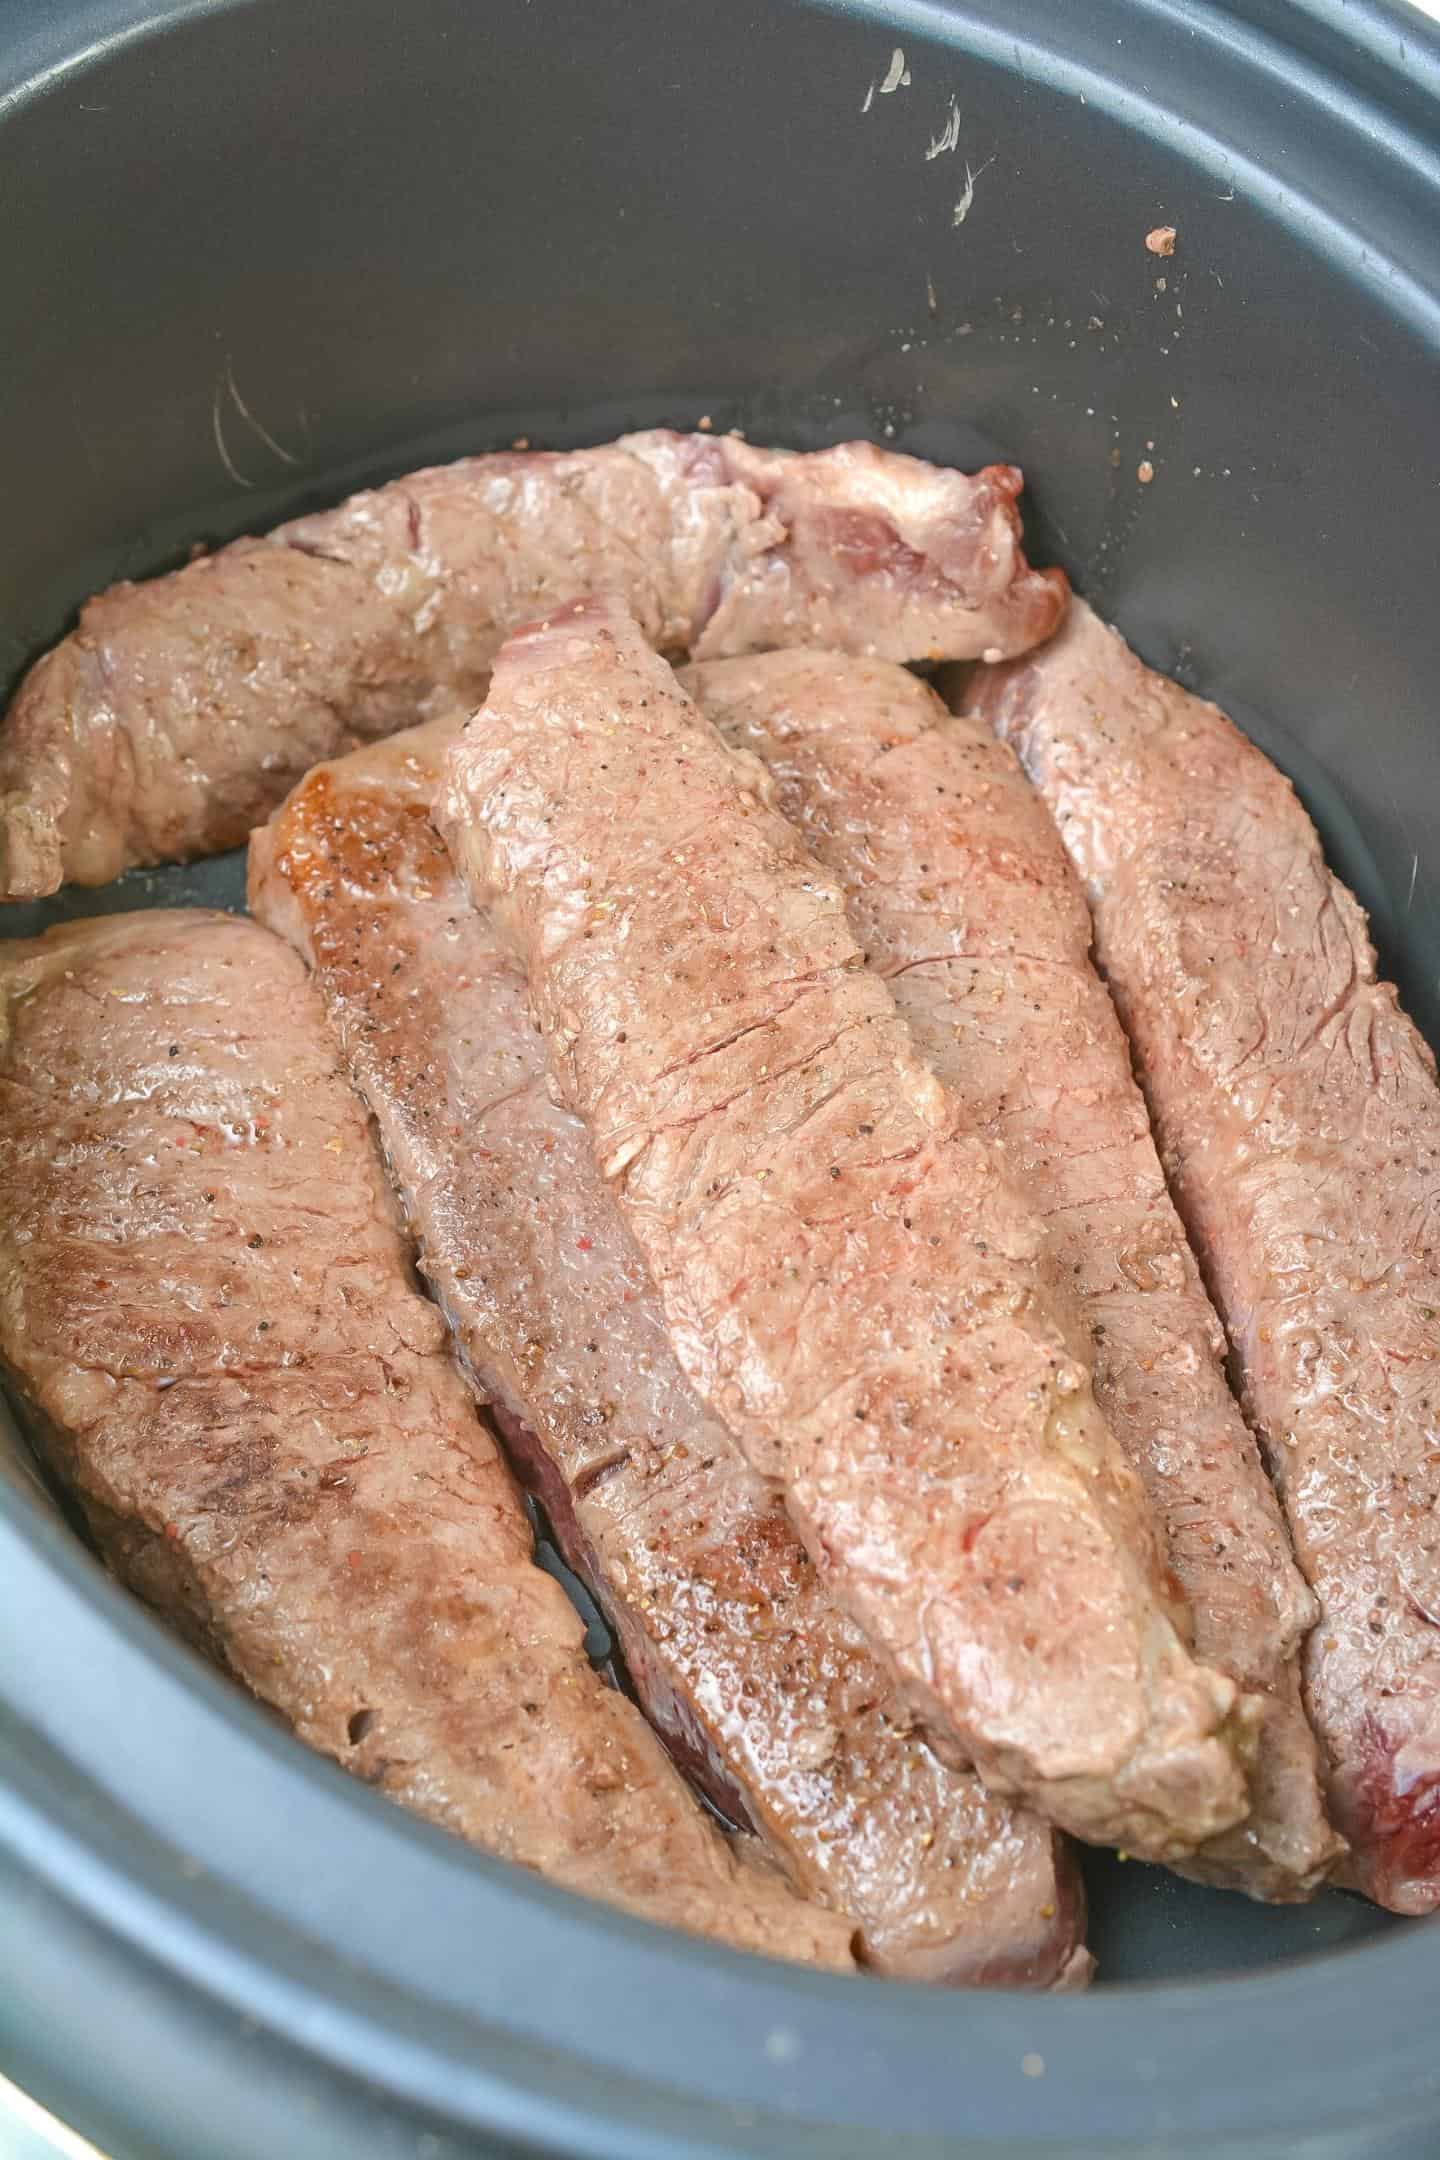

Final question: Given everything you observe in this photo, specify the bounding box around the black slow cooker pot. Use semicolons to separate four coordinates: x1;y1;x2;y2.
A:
1;2;1438;2153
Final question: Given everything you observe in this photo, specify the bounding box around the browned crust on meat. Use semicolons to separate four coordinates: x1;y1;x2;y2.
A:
968;598;1440;1914
0;434;1065;899
439;595;1255;1862
0;907;854;1966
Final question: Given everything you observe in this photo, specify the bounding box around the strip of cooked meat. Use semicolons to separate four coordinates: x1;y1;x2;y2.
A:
683;649;1341;1900
0;907;855;1966
965;597;1440;1915
0;433;1065;899
249;721;1091;1986
438;595;1255;1862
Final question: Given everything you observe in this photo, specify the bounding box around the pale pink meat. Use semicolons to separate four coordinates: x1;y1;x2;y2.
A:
685;649;1339;1900
0;433;1064;898
439;596;1255;1863
686;648;1338;1900
0;907;854;1966
249;721;1090;1986
967;597;1440;1915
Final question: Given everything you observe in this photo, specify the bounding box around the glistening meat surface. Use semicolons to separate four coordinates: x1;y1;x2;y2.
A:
250;722;1089;1986
439;596;1254;1862
0;907;853;1967
0;432;1065;898
685;649;1339;1900
967;598;1440;1915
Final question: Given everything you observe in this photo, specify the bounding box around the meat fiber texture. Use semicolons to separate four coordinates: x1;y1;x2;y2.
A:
250;721;1090;1987
0;431;1066;898
438;595;1255;1863
0;906;854;1967
685;649;1340;1901
967;598;1440;1915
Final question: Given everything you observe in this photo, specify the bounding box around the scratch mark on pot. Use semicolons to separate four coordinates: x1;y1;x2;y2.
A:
879;47;909;93
861;79;874;112
225;360;300;466
1407;851;1419;916
953;158;994;227
925;97;961;159
211;379;254;491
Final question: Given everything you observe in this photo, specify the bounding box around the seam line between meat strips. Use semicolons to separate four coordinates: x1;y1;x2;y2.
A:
0;432;1065;899
436;593;1259;1862
680;648;1341;1901
250;720;1090;1986
0;906;854;1969
962;598;1440;1915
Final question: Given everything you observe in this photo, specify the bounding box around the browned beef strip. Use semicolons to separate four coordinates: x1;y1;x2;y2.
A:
0;907;854;1966
438;595;1256;1861
249;722;1090;1987
682;649;1341;1900
965;598;1440;1915
0;433;1065;900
